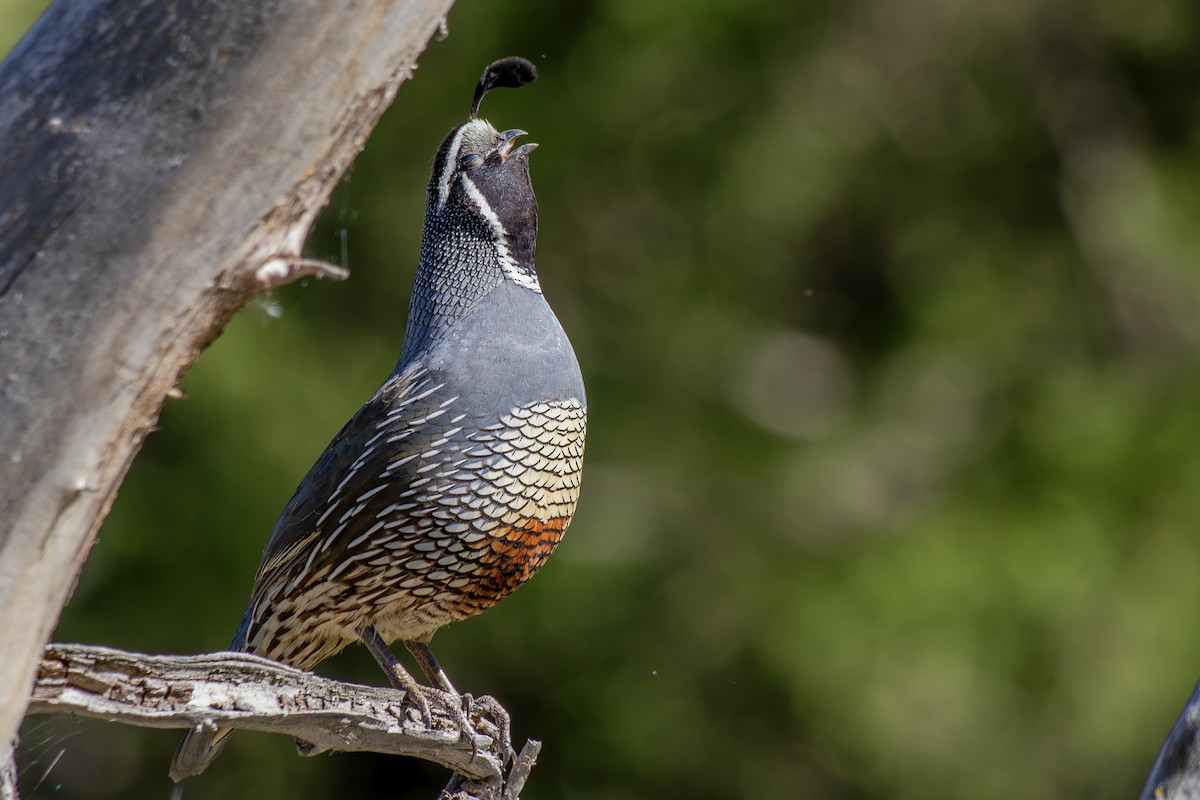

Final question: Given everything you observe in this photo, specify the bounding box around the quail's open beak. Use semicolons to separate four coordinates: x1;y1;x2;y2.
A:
497;128;538;161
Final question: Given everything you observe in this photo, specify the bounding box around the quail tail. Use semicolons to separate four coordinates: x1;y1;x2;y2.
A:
170;724;232;782
169;617;251;781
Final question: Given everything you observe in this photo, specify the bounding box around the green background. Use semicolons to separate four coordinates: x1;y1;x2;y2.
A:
6;0;1200;798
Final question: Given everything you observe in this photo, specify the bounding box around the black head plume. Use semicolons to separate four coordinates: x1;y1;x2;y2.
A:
470;57;538;119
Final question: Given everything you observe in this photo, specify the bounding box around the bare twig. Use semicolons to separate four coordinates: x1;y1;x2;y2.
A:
28;643;540;798
442;739;541;800
502;740;542;800
254;256;351;290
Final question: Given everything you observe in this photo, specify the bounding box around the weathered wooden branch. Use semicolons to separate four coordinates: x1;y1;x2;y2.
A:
0;0;456;750
1140;680;1200;800
0;743;15;800
444;741;542;800
27;644;539;800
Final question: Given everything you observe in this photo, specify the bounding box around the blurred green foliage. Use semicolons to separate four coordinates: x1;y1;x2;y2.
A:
7;0;1200;797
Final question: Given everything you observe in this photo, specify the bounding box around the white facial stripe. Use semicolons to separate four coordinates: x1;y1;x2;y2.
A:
460;173;506;238
460;175;541;293
437;125;470;211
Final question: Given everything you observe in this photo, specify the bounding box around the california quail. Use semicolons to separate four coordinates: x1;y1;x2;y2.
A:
170;57;586;781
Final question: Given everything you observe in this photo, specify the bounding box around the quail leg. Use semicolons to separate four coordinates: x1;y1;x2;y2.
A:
404;640;459;695
358;625;434;727
404;641;479;738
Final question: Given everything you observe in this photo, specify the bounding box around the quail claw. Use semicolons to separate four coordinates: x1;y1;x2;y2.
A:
403;683;434;729
448;690;476;738
468;694;513;763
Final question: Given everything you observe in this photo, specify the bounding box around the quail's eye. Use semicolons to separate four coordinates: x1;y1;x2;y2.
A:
460;153;484;170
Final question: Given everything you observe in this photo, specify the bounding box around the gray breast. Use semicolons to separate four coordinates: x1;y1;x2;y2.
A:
423;281;586;413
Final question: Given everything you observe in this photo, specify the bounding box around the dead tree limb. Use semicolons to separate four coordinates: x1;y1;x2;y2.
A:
28;644;538;799
0;0;455;749
29;644;502;778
